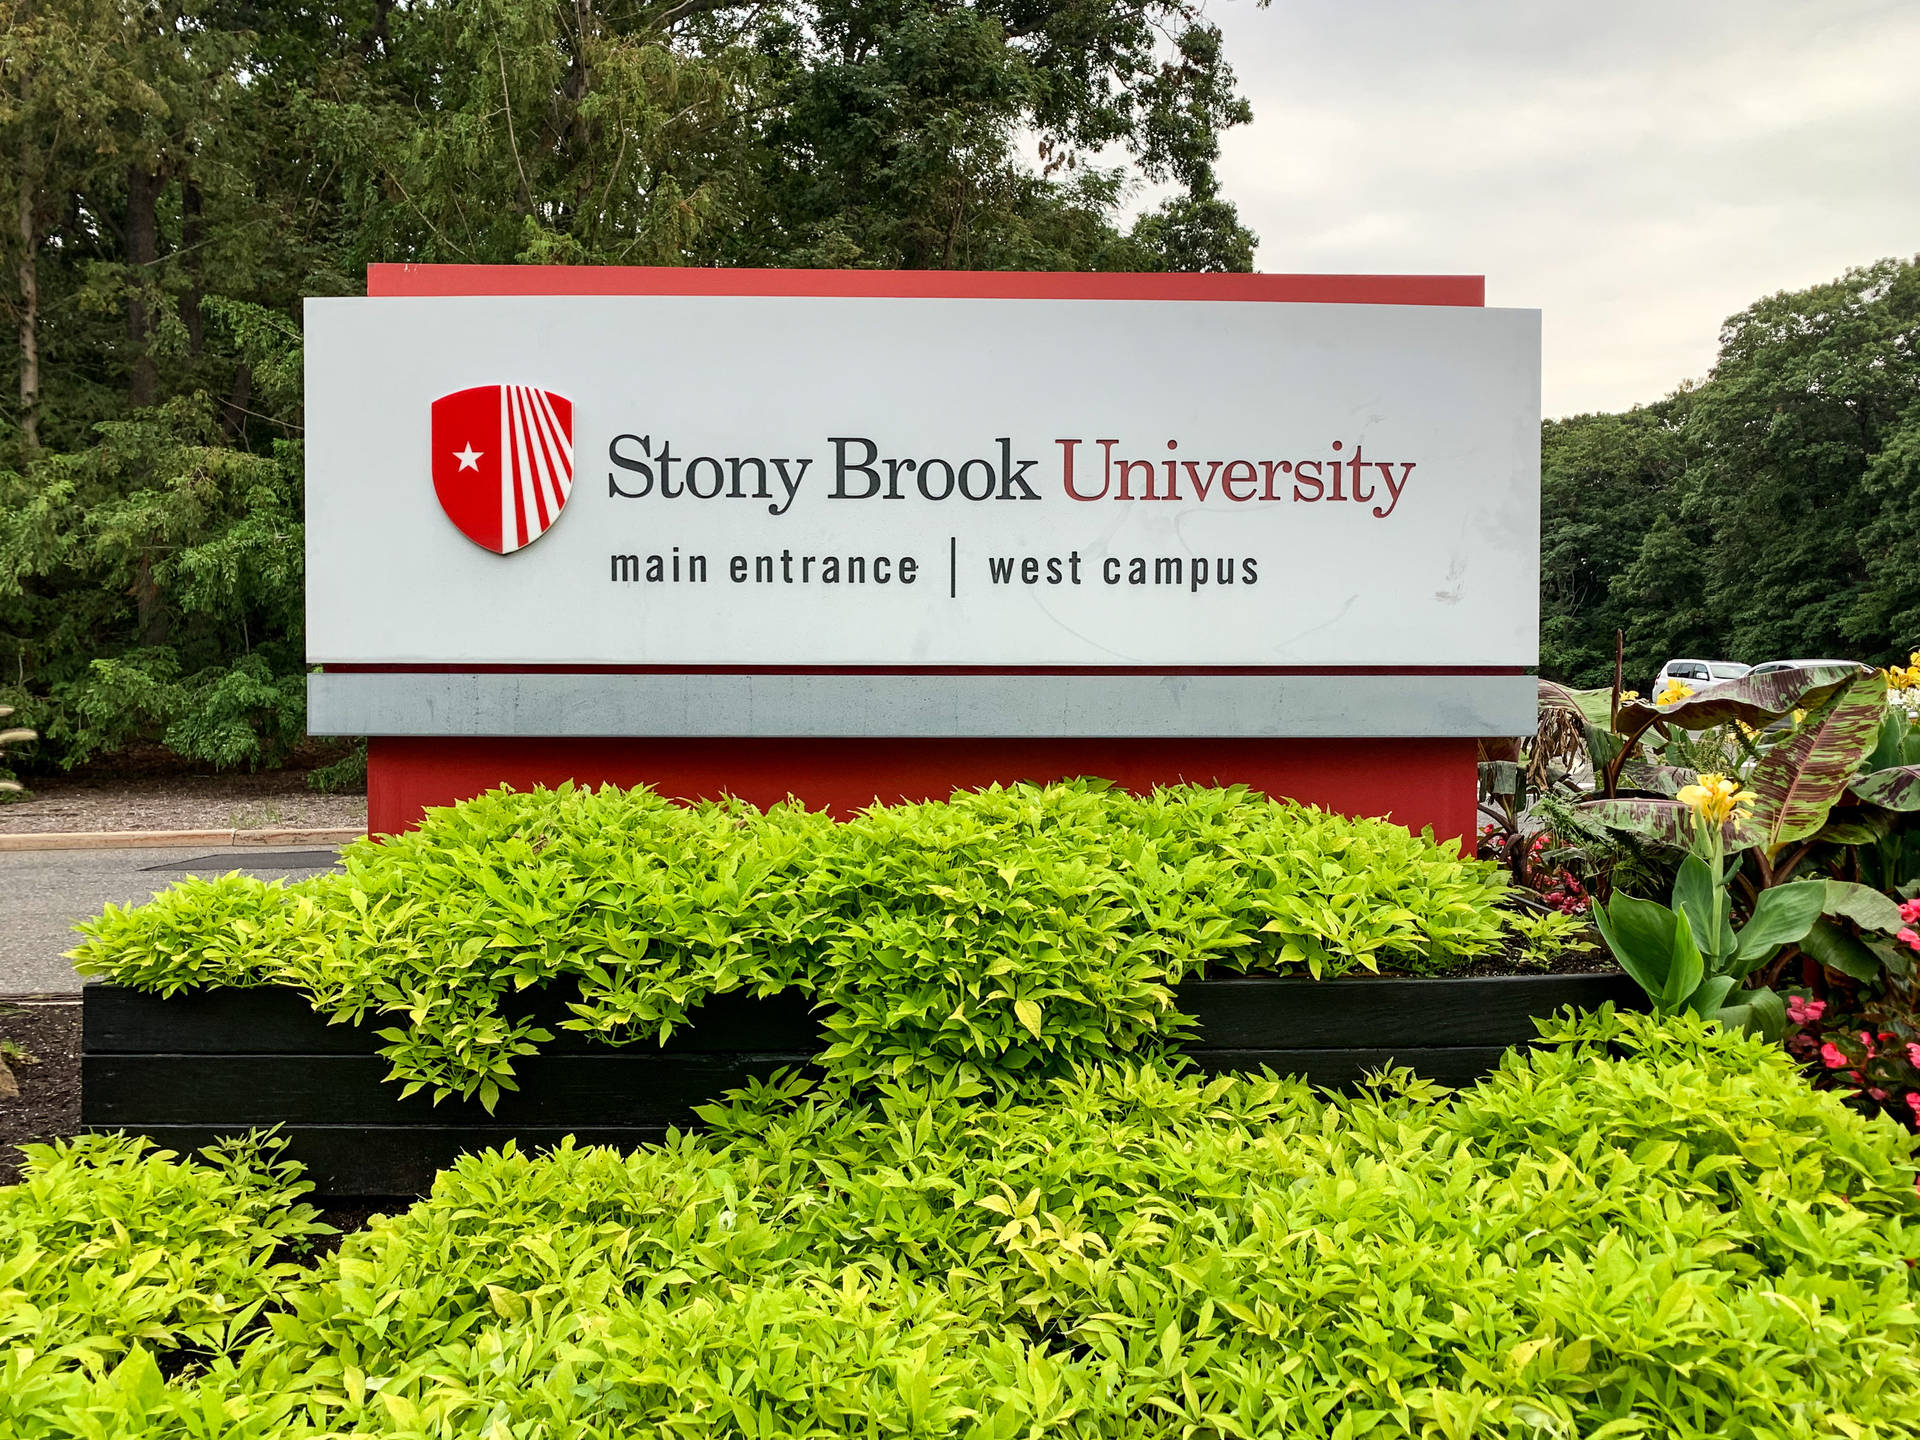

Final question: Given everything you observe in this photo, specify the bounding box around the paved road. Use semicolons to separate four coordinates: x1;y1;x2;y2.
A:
0;847;340;996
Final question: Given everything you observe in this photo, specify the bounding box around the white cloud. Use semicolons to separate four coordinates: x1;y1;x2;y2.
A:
1209;0;1920;415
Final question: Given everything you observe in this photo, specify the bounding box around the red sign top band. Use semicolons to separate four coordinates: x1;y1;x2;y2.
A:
366;264;1483;307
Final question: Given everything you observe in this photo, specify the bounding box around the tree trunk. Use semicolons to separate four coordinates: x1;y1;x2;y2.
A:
126;165;160;407
567;0;593;110
566;1;596;212
133;553;169;647
16;162;38;453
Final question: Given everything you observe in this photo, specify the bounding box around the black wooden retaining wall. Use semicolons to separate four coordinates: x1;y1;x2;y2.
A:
83;973;1641;1198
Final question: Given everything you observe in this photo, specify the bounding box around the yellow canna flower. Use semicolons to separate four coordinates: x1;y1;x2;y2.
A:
1654;679;1694;707
1676;772;1754;827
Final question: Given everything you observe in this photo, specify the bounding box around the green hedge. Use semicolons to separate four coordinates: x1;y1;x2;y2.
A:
5;1011;1918;1437
71;781;1587;1104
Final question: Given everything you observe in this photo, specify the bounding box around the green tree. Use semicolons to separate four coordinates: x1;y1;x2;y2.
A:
1542;256;1920;687
1853;419;1920;648
1539;396;1693;687
1690;258;1920;664
0;0;1264;771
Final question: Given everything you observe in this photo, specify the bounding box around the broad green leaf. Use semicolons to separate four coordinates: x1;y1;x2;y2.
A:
1732;881;1827;972
1864;711;1910;773
1593;894;1689;1007
1746;984;1787;1039
1822;880;1905;933
1665;909;1704;1010
1714;985;1787;1041
1686;973;1738;1017
1800;917;1883;982
1735;674;1888;851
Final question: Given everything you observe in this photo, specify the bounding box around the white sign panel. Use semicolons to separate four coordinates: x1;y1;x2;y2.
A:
305;295;1539;666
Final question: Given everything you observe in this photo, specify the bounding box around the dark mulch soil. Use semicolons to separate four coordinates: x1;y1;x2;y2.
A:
311;1205;381;1250
1391;946;1620;979
1;1000;82;1185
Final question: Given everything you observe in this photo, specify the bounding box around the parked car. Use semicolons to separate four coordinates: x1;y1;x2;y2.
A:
1747;659;1860;677
1651;658;1749;692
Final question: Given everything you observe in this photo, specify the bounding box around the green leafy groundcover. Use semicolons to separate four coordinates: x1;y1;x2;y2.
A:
5;1011;1919;1438
71;781;1588;1106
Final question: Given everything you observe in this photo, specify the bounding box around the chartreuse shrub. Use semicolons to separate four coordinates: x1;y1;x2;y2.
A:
0;1133;328;1437
4;1010;1919;1437
73;780;1588;1104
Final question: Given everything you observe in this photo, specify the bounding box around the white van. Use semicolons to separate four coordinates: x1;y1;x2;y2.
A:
1652;658;1749;691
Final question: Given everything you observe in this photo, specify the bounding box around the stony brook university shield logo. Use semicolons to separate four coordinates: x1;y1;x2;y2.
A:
430;384;574;554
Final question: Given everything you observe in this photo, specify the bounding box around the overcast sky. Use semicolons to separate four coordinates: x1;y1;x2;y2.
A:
1207;0;1920;417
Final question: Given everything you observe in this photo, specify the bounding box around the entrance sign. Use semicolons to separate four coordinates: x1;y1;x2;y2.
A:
306;295;1538;667
306;266;1536;844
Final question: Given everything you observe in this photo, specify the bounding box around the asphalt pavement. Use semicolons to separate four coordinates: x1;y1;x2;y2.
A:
0;847;341;996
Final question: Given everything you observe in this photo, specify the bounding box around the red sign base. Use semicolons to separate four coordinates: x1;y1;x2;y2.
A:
366;735;1479;847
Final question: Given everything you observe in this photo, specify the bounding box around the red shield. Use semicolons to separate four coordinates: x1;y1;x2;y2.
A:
431;384;575;554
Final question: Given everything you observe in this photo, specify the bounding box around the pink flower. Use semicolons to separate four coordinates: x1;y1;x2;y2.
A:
1899;898;1920;924
1862;1032;1880;1058
1908;1092;1920;1119
1898;928;1920;955
1870;1088;1889;1101
1821;1042;1849;1069
1908;1043;1920;1069
1786;996;1826;1026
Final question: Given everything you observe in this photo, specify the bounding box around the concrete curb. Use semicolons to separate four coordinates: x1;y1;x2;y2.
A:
0;827;366;853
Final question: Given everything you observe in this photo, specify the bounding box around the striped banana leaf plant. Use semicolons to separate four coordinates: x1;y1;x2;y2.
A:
1600;662;1872;796
1847;704;1920;812
1580;669;1887;849
1582;670;1919;995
